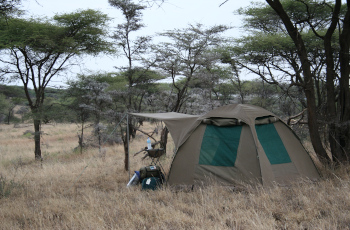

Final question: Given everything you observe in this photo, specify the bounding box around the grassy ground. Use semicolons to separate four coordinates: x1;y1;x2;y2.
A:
0;123;349;229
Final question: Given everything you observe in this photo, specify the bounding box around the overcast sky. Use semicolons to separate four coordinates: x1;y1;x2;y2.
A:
20;0;260;86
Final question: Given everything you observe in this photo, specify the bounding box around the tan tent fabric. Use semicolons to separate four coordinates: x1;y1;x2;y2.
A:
130;112;197;120
234;125;261;183
167;124;206;185
130;112;200;149
131;104;320;187
249;125;276;186
273;121;320;179
201;104;274;125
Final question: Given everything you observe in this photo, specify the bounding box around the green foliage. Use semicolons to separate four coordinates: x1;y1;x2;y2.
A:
225;0;344;122
238;0;343;33
0;93;22;124
0;9;114;159
67;73;112;118
108;0;146;32
0;0;22;18
0;9;113;54
234;0;342;69
237;1;281;33
109;0;150;66
22;132;33;138
41;101;66;123
0;9;114;112
0;85;28;99
0;93;8;110
0;85;65;108
153;24;229;112
232;30;331;68
54;9;114;55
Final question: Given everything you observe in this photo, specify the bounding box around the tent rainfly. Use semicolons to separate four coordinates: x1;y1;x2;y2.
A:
131;104;320;186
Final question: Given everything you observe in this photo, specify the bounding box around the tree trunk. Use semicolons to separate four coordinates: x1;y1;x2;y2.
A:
122;121;133;172
123;139;129;171
338;6;350;161
7;110;10;125
160;127;169;153
79;121;84;154
34;119;42;160
266;0;329;163
304;85;329;162
321;0;346;163
97;124;102;153
324;28;340;162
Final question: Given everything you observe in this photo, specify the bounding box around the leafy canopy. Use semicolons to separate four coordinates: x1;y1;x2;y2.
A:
238;0;346;34
0;9;113;55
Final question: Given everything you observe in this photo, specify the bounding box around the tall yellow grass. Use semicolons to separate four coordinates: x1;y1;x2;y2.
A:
0;123;349;229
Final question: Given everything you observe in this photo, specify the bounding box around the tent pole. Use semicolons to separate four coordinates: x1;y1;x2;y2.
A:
127;113;130;180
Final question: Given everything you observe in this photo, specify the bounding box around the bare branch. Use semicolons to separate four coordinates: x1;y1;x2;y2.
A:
219;0;229;7
287;108;307;125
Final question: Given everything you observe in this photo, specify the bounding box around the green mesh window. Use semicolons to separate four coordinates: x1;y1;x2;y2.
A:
255;123;291;165
199;125;242;167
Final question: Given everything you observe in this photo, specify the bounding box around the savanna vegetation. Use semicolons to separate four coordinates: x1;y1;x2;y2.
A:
1;0;349;165
0;123;350;229
1;0;350;228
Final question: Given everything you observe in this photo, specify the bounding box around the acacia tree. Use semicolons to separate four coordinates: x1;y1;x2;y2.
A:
109;0;156;171
150;24;228;150
268;0;350;163
0;0;21;18
153;24;229;112
187;51;236;111
79;78;112;153
66;75;94;154
229;0;349;164
0;10;112;160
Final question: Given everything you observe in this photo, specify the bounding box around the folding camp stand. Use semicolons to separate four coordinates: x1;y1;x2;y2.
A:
145;148;166;177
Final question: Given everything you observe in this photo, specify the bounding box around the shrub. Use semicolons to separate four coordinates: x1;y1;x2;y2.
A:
0;175;22;199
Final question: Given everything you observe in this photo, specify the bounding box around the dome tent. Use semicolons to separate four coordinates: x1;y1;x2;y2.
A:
131;104;320;186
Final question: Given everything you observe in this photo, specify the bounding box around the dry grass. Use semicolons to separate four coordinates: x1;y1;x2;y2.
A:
0;123;350;229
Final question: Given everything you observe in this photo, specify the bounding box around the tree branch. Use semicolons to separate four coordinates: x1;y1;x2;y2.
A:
287;108;307;125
